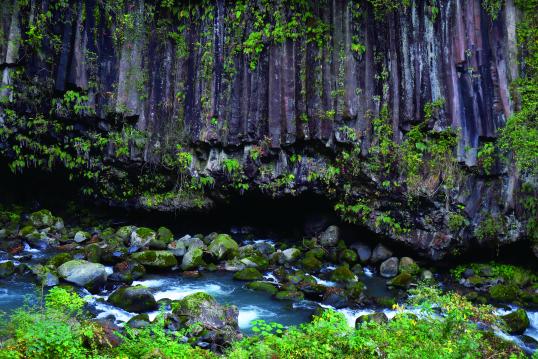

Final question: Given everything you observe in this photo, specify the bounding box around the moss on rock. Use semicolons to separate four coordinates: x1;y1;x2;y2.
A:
132;250;178;269
247;281;278;295
208;234;239;260
233;268;263;281
330;265;357;283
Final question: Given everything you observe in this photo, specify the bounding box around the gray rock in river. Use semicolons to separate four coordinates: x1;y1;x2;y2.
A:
371;244;393;263
319;225;340;247
108;285;158;313
379;257;399;278
350;242;372;263
355;312;389;328
57;259;108;289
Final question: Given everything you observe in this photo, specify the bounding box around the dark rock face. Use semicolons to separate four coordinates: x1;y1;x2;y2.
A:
0;1;532;260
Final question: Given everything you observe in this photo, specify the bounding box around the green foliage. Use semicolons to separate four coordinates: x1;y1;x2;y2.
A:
482;0;503;19
474;213;505;242
227;284;522;358
114;313;213;359
45;287;85;315
448;212;468;232
334;199;372;224
400;119;459;196
250;320;284;336
477;142;496;174
499;0;538;176
234;1;330;70
367;0;411;20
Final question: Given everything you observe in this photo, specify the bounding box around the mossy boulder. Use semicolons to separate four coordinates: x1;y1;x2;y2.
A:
74;231;90;243
233;268;263;281
28;210;55;228
355;312;389;328
281;248;301;263
247;281;278;295
116;226;135;240
126;313;151;329
208;234;239;260
301;255;323;272
330;265;357;283
84;243;102;263
131;250;178;269
171;292;240;343
57;260;107;290
19;225;36;237
502;309;530;334
398;257;419;275
388;272;413;288
346;281;365;300
275;290;304;301
109;260;146;283
108;285;158;313
339;249;358;264
0;261;15;278
305;248;325;260
488;284;519;303
181;248;204;270
149;227;174;250
130;227;156;247
240;256;269;270
47;253;73;268
157;227;174;242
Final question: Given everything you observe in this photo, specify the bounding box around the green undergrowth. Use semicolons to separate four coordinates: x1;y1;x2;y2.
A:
0;285;527;358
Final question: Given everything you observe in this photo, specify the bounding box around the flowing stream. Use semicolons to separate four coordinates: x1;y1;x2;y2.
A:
1;239;537;353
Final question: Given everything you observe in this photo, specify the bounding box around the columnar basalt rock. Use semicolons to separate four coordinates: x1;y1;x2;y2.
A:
0;0;534;260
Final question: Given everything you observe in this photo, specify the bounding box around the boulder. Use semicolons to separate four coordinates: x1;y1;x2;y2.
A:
389;272;413;288
281;248;301;263
502;309;530;334
339;249;358;264
181;248;204;270
208;234;239;261
108;286;158;313
109;260;146;283
330;265;358;283
371;244;393;263
130;228;156;247
171;292;240;343
116;226;135;240
28;210;55;228
85;243;103;263
179;235;206;251
253;241;275;256
301;255;323;272
322;287;348;308
421;270;434;281
319;225;340;247
380;257;399;278
355;312;389;328
488;284;519;302
132;250;178;269
398;257;419;275
350;243;372;263
233;268;263;281
167;240;187;257
74;231;90;243
149;227;174;250
47;253;73;268
247;281;278;295
57;260;107;290
127;313;151;328
0;261;15;278
275;290;304;301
